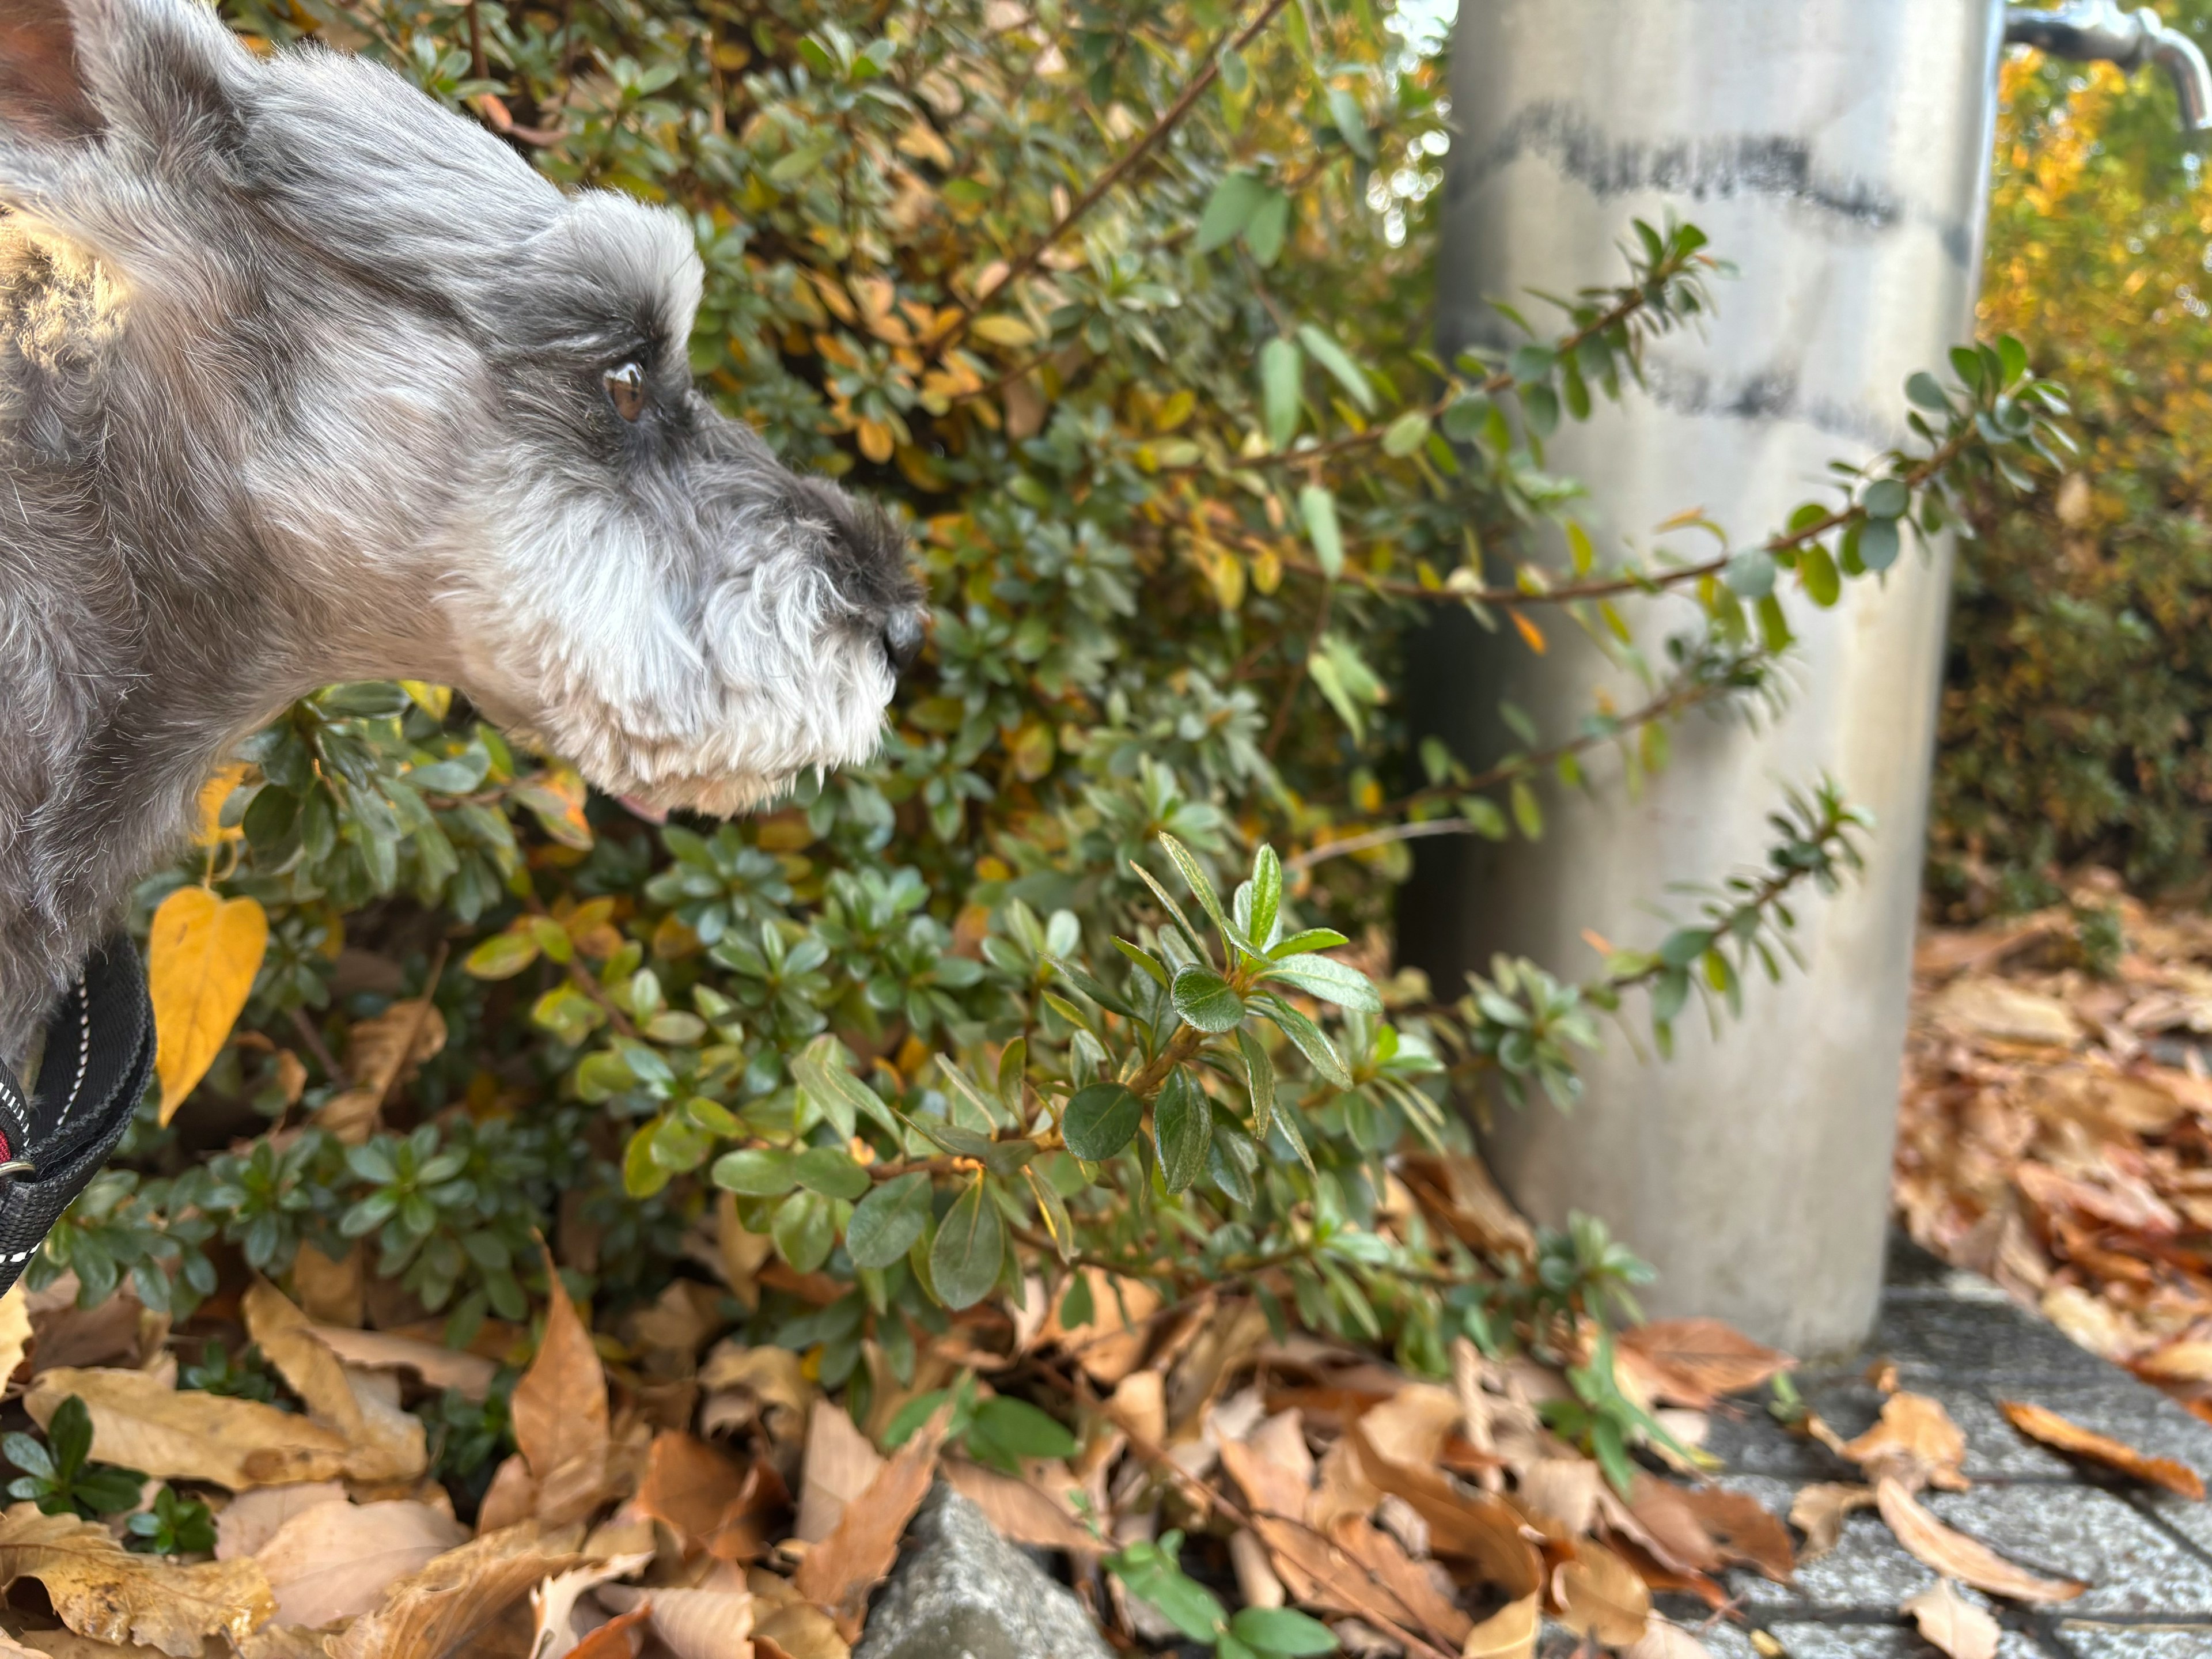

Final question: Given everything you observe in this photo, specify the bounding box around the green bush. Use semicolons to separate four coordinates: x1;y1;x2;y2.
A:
1931;16;2212;914
71;0;2056;1412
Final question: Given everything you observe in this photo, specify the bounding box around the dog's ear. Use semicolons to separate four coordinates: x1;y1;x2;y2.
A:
0;0;103;141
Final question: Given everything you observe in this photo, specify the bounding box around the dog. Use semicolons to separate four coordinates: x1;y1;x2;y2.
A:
0;0;925;1060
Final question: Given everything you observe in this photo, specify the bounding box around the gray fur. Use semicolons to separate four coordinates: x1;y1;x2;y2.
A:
0;0;922;1058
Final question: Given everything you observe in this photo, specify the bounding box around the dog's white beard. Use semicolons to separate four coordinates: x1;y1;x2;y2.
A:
456;486;896;817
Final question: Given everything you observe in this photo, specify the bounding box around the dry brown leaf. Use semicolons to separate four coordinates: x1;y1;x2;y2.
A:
636;1431;785;1561
216;1482;349;1559
0;1633;48;1658
1998;1399;2206;1498
1676;1487;1794;1581
1929;976;2082;1047
1399;1153;1535;1260
332;1520;588;1659
1346;1422;1541;1599
698;1344;813;1449
1622;1622;1717;1659
2138;1339;2212;1382
1457;1592;1535;1659
25;1366;350;1488
747;1569;849;1659
499;1256;615;1527
529;1551;652;1659
244;1282;426;1483
569;1604;654;1659
0;1502;276;1656
1839;1392;1970;1493
1619;1476;1722;1575
1514;1455;1603;1537
1358;1383;1463;1469
599;1581;756;1659
1788;1483;1876;1560
253;1497;466;1628
793;1403;882;1546
1901;1580;2001;1659
1615;1320;1794;1410
1036;1268;1161;1384
791;1400;951;1634
1552;1537;1650;1648
940;1459;1097;1555
345;995;448;1097
1874;1478;2084;1603
306;1324;498;1400
0;1289;31;1393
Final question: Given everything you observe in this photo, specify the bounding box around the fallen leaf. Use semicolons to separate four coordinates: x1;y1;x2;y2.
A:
1676;1487;1794;1581
1901;1580;2001;1659
792;1400;952;1635
332;1520;589;1659
306;1323;498;1400
698;1343;813;1450
149;886;268;1123
1929;976;2082;1047
1346;1421;1542;1597
0;1289;30;1391
1621;1476;1722;1575
496;1255;615;1528
1839;1392;1969;1493
0;1502;276;1656
792;1403;881;1546
0;1633;47;1657
253;1498;467;1628
747;1569;849;1659
1399;1153;1535;1260
343;996;447;1099
598;1581;755;1659
528;1550;651;1659
1998;1399;2206;1499
1457;1593;1535;1659
569;1604;654;1659
1874;1478;2084;1603
1552;1537;1650;1648
1787;1483;1876;1560
244;1282;426;1482
1036;1268;1161;1384
25;1367;350;1488
2138;1340;2212;1384
217;1482;350;1559
1622;1622;1716;1659
941;1459;1097;1555
637;1431;786;1560
1358;1382;1464;1468
1616;1321;1794;1410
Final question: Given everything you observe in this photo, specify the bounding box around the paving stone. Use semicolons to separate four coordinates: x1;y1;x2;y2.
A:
1866;1294;2115;1388
1717;1476;1939;1613
2128;1488;2212;1561
1925;1483;2212;1618
2058;1622;2212;1658
1760;1622;2053;1658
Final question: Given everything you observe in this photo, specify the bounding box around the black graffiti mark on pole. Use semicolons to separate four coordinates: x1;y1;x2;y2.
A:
1452;100;1902;230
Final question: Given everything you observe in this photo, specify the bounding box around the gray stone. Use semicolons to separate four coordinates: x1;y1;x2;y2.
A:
1762;1622;2055;1657
1925;1483;2212;1618
1866;1294;2114;1388
2059;1622;2212;1658
854;1483;1112;1659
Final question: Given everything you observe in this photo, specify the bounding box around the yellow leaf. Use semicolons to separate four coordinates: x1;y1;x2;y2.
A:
195;764;250;846
855;419;895;463
970;315;1037;348
1510;610;1547;656
149;887;268;1125
894;117;954;169
397;680;452;720
0;1503;274;1656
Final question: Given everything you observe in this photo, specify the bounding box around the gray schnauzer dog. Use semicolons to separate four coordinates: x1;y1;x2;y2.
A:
0;0;926;1061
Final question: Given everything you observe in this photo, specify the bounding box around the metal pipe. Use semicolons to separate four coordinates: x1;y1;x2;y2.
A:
2006;4;2212;135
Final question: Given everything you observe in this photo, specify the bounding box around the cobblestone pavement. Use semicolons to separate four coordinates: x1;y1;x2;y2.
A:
1617;1236;2212;1658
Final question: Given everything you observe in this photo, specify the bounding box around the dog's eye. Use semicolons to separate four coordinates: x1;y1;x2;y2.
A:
604;362;647;422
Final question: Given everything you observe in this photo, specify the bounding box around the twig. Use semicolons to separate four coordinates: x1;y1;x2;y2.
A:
522;896;637;1039
287;1007;348;1090
925;0;1296;357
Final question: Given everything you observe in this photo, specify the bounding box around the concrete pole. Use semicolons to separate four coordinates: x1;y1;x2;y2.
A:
1401;2;2007;1355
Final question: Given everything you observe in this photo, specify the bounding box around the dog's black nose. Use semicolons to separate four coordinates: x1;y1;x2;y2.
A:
883;607;927;675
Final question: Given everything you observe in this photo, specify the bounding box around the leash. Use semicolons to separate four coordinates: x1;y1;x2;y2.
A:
0;936;154;1298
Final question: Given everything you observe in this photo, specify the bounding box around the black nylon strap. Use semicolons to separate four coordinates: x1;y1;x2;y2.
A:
0;936;153;1297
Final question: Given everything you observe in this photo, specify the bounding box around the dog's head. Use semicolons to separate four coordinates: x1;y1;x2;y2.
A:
0;0;923;816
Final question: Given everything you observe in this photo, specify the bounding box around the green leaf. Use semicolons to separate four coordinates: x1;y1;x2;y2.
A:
1255;994;1351;1089
1268;927;1349;959
846;1172;933;1270
1025;1166;1077;1260
463;930;539;980
1236;1026;1276;1141
1244;188;1291;266
969;1396;1078;1461
1521;381;1559;438
930;1175;1005;1309
1263;953;1381;1013
1062;1082;1143;1160
1261;336;1304;449
1059;1273;1094;1328
1195;172;1267;254
1800;541;1842;607
771;1188;834;1274
767;138;834;185
711;1147;799;1197
1905;370;1953;412
1171;964;1247;1032
1160;833;1245;956
1296;324;1375;412
1858;516;1901;573
1247;846;1282;949
1152;1068;1213;1194
1231;1605;1340;1656
1380;409;1430;456
1050;956;1137;1019
1325;84;1374;160
792;1037;903;1139
1861;478;1910;519
1298;483;1344;579
794;1146;871;1202
1127;859;1210;964
906;1113;1038;1175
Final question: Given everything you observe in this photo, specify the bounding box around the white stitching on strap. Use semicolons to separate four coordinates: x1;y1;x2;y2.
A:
55;976;90;1130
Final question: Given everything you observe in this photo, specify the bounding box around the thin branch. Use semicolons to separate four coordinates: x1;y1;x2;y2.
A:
925;0;1296;357
522;896;637;1039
